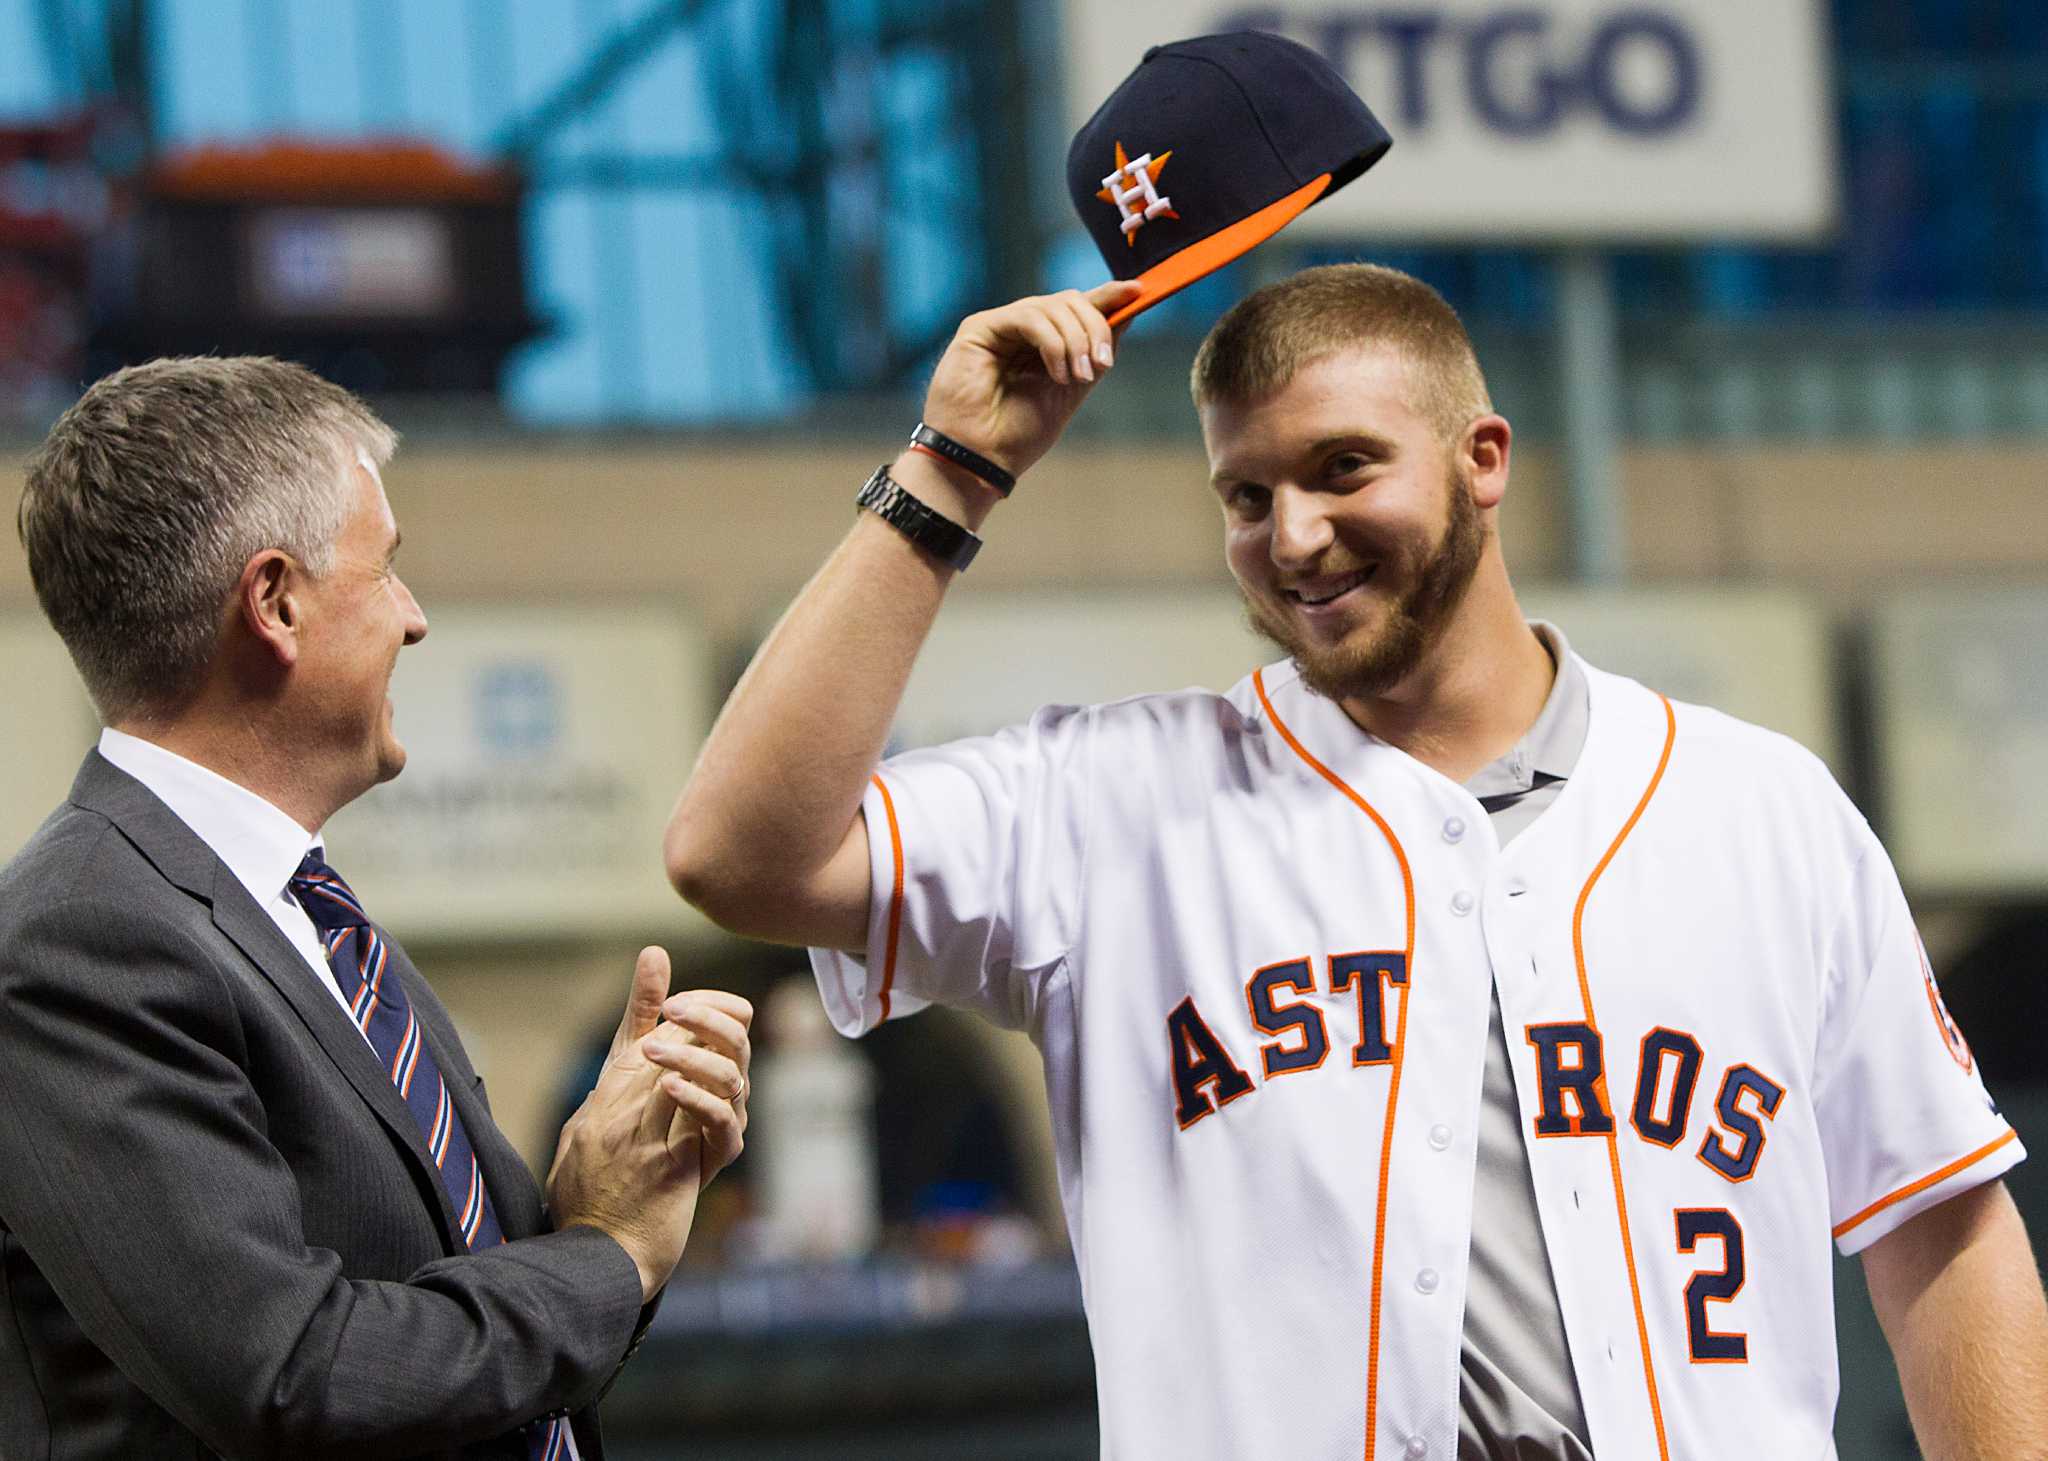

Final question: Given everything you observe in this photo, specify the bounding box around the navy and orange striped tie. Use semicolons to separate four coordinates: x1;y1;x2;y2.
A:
290;852;570;1461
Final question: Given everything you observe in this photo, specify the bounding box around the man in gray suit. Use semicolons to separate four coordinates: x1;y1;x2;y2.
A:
0;357;750;1459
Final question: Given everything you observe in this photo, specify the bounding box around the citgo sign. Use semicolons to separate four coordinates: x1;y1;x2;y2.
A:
1064;1;1835;241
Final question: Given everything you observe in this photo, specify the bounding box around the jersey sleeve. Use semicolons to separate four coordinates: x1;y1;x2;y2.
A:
1816;824;2023;1254
808;702;1095;1038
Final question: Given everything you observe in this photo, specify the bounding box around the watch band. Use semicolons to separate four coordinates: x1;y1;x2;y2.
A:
856;465;983;572
909;422;1017;497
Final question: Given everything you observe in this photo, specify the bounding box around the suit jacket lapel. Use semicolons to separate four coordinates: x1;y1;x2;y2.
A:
213;885;470;1245
69;752;469;1252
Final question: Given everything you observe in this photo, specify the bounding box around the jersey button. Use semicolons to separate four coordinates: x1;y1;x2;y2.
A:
1441;815;1466;843
1415;1267;1440;1295
1428;1124;1452;1151
1450;890;1475;916
1405;1438;1428;1459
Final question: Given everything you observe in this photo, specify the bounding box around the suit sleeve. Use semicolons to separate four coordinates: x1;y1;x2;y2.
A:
809;702;1095;1037
0;893;645;1460
1814;827;2023;1255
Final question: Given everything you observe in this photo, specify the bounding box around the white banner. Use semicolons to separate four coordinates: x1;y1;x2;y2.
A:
323;604;713;938
1064;0;1836;240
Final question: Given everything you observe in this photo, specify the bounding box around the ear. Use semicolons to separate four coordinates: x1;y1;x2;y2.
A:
236;550;302;669
1461;414;1513;511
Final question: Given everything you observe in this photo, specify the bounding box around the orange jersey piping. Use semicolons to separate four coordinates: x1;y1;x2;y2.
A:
1831;1128;2019;1240
1253;668;1415;1461
870;773;906;1023
1572;693;1678;1461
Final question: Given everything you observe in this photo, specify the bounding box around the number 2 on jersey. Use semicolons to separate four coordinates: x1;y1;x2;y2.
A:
1674;1208;1747;1362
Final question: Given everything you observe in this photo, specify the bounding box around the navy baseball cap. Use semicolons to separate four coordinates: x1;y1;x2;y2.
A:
1068;32;1392;325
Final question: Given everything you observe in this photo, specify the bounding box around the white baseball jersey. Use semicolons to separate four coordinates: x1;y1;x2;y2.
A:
810;654;2020;1461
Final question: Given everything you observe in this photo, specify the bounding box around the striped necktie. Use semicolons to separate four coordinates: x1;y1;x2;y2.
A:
290;852;570;1460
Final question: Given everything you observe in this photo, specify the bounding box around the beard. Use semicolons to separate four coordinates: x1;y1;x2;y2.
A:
1241;464;1488;702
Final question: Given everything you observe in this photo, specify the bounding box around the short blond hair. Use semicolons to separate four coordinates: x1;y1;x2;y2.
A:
1190;263;1492;439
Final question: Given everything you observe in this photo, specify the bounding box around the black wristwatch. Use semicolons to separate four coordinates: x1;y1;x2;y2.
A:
855;465;983;572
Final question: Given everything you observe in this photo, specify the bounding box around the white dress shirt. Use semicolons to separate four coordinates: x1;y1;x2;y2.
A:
97;728;369;1043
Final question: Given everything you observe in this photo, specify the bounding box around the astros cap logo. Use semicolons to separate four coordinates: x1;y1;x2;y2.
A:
1098;141;1178;244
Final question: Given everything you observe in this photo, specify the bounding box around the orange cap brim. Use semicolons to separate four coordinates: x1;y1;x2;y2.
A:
1105;172;1335;327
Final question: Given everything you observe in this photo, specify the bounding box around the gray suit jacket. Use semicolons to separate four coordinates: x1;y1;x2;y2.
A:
0;752;646;1459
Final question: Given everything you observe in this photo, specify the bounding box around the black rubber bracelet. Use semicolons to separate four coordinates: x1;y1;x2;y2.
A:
856;465;982;572
910;422;1017;497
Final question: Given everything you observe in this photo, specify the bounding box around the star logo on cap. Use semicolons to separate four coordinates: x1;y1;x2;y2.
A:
1097;140;1177;245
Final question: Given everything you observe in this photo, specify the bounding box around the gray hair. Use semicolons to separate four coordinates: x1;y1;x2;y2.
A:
18;357;397;722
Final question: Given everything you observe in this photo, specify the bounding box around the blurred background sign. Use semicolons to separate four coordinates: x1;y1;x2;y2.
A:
893;588;1271;747
893;584;1837;771
1064;0;1838;241
1519;583;1840;769
91;142;540;394
322;603;713;939
1870;585;2048;895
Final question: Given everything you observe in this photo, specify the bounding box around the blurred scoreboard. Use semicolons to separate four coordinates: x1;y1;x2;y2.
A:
247;207;458;322
90;142;540;394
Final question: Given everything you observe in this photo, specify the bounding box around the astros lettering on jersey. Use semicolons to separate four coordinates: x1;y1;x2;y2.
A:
810;655;2020;1461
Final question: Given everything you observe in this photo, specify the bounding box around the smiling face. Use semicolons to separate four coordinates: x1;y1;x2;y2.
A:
1201;346;1490;703
292;454;429;804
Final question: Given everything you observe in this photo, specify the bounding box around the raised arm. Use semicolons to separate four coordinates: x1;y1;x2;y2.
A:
1863;1178;2048;1460
664;280;1139;951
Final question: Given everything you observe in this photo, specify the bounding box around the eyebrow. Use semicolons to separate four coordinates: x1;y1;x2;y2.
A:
1209;430;1399;487
1307;430;1397;459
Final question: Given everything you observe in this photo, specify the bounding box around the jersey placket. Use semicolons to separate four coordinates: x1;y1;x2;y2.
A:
1489;673;1681;1459
1369;779;1502;1460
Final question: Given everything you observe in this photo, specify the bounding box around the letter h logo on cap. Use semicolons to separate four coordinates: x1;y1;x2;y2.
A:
1068;32;1392;326
1099;141;1177;241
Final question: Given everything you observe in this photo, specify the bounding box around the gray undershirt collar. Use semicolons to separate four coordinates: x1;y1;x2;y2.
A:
1466;621;1588;809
